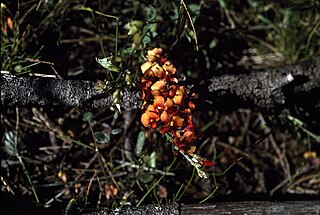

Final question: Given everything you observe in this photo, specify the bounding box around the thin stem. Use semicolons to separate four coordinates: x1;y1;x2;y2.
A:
15;107;40;204
136;158;176;207
180;0;199;51
175;167;195;201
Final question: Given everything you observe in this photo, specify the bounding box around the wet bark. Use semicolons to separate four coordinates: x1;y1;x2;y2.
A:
1;59;319;109
205;59;320;109
0;75;141;109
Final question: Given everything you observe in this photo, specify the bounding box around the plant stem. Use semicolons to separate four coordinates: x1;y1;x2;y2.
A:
136;158;176;207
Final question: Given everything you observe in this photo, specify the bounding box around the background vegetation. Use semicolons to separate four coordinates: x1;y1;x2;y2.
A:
1;0;320;214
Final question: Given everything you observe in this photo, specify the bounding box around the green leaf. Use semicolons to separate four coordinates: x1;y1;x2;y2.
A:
82;112;93;122
148;151;156;168
14;65;23;73
135;131;145;156
94;131;110;144
188;4;199;16
140;173;153;184
96;56;120;72
209;39;218;49
142;34;151;44
3;131;18;156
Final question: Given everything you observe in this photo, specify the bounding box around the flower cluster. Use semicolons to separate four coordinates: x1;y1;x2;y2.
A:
140;48;214;177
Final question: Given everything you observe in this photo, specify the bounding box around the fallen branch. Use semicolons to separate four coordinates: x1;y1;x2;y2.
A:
205;59;320;109
0;75;141;109
1;59;319;109
77;201;320;215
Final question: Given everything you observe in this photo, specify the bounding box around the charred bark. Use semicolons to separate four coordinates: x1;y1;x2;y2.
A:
1;59;319;109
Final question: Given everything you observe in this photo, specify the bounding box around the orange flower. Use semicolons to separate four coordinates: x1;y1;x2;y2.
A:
162;61;176;76
152;64;166;79
141;61;153;74
141;105;160;128
164;98;175;109
171;115;184;128
153;96;165;109
160;111;171;125
146;48;163;63
150;80;167;97
139;48;215;174
159;126;171;134
181;130;196;143
145;105;159;119
151;80;166;91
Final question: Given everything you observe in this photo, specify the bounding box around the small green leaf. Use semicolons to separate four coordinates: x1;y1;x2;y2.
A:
209;39;218;49
135;131;145;156
142;35;151;44
94;132;110;144
124;20;143;35
140;173;153;184
82;112;93;122
3;131;18;156
148;151;156;168
188;4;199;15
14;65;23;73
96;56;120;72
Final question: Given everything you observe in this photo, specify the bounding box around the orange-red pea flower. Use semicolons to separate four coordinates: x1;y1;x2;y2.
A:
141;105;160;128
146;48;167;64
162;61;177;76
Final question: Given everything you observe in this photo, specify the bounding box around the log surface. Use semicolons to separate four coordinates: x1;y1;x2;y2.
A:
1;59;319;109
181;201;320;215
206;59;320;108
77;201;320;215
0;75;141;109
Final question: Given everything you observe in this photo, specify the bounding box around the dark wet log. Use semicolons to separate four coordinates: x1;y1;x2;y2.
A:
206;59;320;109
77;201;320;215
0;75;142;109
1;59;319;109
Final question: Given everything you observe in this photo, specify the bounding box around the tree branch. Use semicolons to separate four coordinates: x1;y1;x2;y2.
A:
1;59;319;109
205;59;320;109
1;75;141;109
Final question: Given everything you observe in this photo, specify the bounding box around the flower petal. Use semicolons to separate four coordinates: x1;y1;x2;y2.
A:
146;105;159;119
199;160;215;167
141;113;150;127
164;98;174;108
173;95;183;105
160;111;171;125
154;96;165;108
186;146;196;154
151;80;166;91
172;116;184;128
152;64;165;79
182;130;196;143
163;61;176;76
141;62;153;74
146;48;163;62
159;126;170;134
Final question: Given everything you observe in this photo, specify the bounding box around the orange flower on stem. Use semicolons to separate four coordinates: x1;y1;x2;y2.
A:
140;47;214;178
